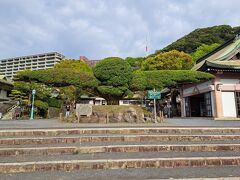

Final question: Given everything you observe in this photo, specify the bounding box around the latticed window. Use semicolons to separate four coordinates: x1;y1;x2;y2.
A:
185;97;191;117
236;92;240;117
204;92;212;117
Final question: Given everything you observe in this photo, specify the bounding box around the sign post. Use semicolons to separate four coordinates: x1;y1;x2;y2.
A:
147;89;161;123
153;89;157;123
30;89;36;120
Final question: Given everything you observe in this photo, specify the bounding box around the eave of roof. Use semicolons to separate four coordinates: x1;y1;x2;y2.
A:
193;34;240;71
0;79;13;86
195;35;237;64
206;60;240;69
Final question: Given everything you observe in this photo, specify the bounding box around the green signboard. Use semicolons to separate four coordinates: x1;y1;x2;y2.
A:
147;90;161;99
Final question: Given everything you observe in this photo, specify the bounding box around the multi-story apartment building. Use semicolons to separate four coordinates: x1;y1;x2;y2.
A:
0;52;65;79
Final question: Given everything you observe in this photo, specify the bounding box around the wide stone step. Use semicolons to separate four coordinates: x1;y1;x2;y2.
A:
2;133;240;140
1;144;240;157
0;155;239;173
1;134;240;145
1;166;240;179
1;151;240;163
1;140;240;149
1;127;240;137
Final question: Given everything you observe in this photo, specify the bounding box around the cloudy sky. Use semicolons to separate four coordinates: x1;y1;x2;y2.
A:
0;0;239;60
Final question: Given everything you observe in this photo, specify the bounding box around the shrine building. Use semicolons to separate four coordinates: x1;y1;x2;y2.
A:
181;34;240;119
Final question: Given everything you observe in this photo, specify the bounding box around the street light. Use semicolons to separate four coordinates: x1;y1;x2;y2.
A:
30;89;36;120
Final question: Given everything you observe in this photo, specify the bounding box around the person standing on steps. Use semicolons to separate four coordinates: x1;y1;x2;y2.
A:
65;104;71;117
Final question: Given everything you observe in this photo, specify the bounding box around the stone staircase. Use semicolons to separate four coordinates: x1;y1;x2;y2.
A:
0;126;240;178
0;101;18;120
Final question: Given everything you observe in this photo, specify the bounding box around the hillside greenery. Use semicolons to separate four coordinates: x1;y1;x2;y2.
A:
191;43;220;61
158;25;240;54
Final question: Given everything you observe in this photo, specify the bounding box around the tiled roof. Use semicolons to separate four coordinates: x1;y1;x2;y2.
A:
0;80;12;86
193;35;240;71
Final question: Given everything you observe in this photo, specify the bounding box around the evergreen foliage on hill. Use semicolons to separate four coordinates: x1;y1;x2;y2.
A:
157;25;240;54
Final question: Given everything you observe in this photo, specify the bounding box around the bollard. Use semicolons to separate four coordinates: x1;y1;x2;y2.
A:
161;111;164;122
77;113;80;123
59;113;62;120
158;111;164;123
106;113;109;124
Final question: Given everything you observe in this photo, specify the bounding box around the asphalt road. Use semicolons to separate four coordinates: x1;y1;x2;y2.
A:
0;118;240;129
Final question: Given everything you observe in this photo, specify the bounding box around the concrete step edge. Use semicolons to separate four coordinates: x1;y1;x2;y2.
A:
166;178;240;180
1;127;240;137
0;144;240;156
2;127;240;131
0;156;239;173
1;135;240;145
2;134;240;140
1;144;240;156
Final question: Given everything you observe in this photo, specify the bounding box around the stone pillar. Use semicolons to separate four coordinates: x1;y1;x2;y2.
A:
180;88;185;117
213;77;223;118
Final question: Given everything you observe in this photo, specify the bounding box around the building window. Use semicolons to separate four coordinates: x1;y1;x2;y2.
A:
204;92;212;117
236;92;240;117
185;97;191;117
122;100;129;105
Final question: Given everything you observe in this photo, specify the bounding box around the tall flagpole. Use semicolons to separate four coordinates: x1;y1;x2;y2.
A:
145;36;148;57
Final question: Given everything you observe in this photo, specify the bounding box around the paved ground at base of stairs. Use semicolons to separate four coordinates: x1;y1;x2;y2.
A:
0;118;240;129
1;167;240;180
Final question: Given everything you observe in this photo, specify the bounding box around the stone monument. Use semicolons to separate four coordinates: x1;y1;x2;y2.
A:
76;104;92;119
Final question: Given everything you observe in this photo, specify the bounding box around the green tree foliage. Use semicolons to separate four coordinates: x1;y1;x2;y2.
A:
158;25;240;54
55;60;93;74
43;98;62;108
15;68;98;88
9;89;28;104
35;100;49;110
35;100;49;117
14;60;98;98
191;43;220;61
58;85;77;103
141;50;193;70
12;60;98;117
15;81;51;98
94;57;133;104
131;70;214;91
13;81;51;101
125;57;145;70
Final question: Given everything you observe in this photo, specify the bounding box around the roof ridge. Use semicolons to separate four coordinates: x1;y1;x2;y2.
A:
195;34;239;64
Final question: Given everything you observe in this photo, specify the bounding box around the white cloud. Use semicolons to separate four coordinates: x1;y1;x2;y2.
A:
0;0;239;60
